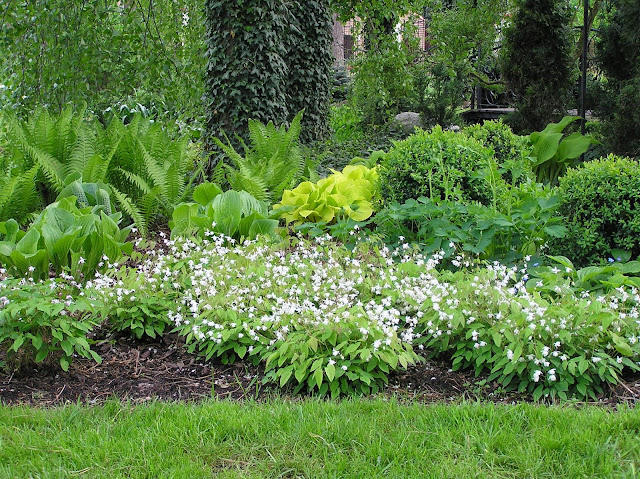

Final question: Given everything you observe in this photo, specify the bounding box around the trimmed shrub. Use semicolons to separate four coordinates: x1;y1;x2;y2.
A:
379;126;506;206
462;120;533;185
553;155;640;265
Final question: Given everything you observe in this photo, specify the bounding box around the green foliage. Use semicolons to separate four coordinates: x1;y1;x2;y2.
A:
552;155;640;266
204;0;288;147
108;115;203;235
2;104;119;208
350;39;415;127
527;116;598;185
214;112;306;204
0;277;102;371
274;165;379;224
0;197;132;281
1;106;201;236
56;173;113;214
415;264;640;401
413;60;467;128
529;254;640;297
170;183;278;241
329;104;365;143
500;0;573;133
379;126;506;206
97;268;177;340
462;120;533;185
1;0;205;121
374;184;566;263
263;321;420;397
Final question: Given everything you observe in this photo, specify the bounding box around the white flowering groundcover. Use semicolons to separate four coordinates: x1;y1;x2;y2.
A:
62;232;637;401
2;232;639;400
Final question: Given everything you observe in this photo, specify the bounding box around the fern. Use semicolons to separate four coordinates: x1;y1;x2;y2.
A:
217;110;307;205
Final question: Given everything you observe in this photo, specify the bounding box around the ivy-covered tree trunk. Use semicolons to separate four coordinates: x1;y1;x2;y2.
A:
500;0;573;133
204;0;290;147
286;1;333;142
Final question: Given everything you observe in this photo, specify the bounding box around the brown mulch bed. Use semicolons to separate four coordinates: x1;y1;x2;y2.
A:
2;331;640;407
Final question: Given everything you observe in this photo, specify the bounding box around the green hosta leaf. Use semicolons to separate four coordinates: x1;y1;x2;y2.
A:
212;190;243;237
556;132;597;161
193;182;223;207
529;132;563;165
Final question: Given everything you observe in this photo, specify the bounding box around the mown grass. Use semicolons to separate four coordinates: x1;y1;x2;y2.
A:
1;399;640;478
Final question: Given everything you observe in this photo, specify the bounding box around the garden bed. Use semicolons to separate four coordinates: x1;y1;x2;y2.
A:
2;330;639;407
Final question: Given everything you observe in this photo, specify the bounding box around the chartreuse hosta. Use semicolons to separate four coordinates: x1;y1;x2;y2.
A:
273;164;378;224
88;234;640;400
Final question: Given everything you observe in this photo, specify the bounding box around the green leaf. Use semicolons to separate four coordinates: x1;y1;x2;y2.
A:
325;363;336;382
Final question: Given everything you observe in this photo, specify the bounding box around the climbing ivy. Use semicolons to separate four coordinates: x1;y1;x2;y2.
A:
204;0;290;148
286;1;334;142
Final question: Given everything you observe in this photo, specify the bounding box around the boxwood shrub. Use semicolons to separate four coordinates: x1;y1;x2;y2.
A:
379;126;506;206
463;120;534;185
553;154;640;265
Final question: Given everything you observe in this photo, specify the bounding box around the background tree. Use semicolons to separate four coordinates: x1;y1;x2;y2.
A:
500;0;573;132
595;0;640;157
204;0;290;148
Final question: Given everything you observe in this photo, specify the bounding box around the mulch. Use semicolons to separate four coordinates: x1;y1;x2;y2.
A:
2;330;640;407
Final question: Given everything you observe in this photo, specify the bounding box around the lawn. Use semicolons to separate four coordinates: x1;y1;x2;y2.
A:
1;399;640;478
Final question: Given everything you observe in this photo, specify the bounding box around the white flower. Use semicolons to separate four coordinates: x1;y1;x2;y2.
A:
328;359;336;366
78;256;86;265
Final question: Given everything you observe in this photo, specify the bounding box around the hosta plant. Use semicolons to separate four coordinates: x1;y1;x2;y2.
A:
169;182;279;240
273;164;379;225
528;116;598;185
0;197;132;281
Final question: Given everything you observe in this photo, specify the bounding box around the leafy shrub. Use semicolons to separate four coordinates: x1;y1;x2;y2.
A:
374;183;566;264
274;165;379;224
0;197;132;281
169;182;278;241
552;155;640;266
462;120;533;185
0;277;102;371
214;111;308;203
350;40;415;127
379;126;506;206
329;103;364;143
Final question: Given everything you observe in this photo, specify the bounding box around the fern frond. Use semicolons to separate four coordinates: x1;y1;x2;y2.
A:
112;187;148;237
67;127;96;177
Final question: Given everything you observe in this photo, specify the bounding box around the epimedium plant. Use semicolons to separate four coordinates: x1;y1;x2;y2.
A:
0;276;103;372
